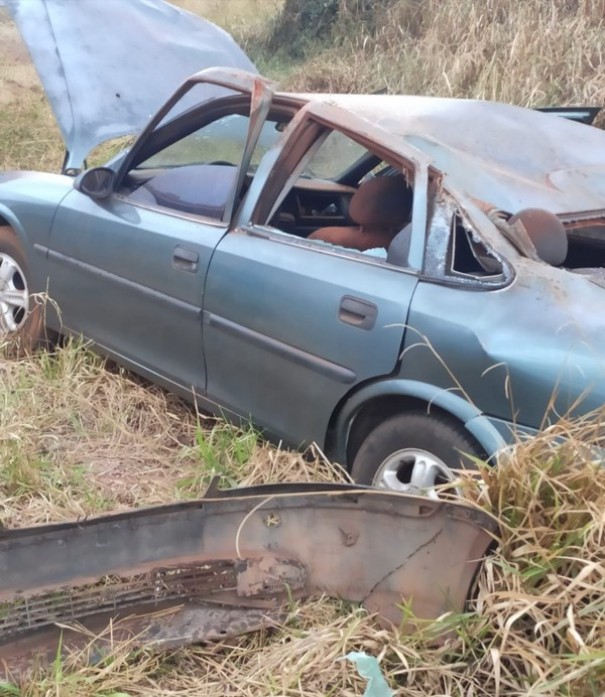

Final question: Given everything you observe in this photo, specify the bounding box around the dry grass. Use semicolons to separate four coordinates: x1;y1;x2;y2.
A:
2;355;604;695
275;0;605;110
0;9;62;171
171;0;284;41
0;341;343;530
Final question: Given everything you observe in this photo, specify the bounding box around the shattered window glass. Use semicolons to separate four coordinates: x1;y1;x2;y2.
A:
448;213;504;278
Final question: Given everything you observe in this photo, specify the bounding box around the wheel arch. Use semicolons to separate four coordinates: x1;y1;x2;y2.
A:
0;207;28;246
329;379;507;469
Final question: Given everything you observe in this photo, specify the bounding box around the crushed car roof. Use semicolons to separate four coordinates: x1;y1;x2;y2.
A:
294;93;605;213
4;0;256;169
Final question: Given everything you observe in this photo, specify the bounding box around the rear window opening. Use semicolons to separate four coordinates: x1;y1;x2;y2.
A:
563;217;605;270
510;210;605;280
448;214;504;278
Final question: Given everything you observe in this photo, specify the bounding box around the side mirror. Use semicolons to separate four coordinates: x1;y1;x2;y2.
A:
74;167;116;200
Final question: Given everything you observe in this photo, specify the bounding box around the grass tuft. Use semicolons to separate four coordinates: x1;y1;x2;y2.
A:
0;340;346;528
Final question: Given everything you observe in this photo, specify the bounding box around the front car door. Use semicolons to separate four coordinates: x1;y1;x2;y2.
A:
203;104;432;448
45;71;275;396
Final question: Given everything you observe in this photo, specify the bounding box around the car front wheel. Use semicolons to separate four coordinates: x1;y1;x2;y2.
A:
0;226;45;351
350;411;483;499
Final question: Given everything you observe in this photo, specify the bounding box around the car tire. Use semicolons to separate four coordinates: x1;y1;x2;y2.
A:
0;226;46;352
350;411;483;499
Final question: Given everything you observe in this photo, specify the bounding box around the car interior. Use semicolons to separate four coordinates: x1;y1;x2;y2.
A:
506;208;605;278
563;217;605;276
123;99;418;263
127;95;593;279
126;160;415;257
117;93;605;284
277;172;413;252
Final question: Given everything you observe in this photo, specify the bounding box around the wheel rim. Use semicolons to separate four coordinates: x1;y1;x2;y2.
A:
0;253;29;333
373;448;459;500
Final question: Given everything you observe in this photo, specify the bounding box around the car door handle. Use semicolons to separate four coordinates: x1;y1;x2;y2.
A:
338;295;377;330
173;245;199;272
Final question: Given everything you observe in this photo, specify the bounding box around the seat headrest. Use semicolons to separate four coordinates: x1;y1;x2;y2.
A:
509;208;568;266
349;176;412;228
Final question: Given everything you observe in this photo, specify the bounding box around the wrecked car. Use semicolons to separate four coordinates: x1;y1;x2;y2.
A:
2;0;605;495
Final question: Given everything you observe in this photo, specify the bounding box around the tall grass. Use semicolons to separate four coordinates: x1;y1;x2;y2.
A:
0;341;344;528
260;0;605;114
3;371;604;695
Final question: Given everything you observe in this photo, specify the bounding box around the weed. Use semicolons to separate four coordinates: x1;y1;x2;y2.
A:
177;422;259;495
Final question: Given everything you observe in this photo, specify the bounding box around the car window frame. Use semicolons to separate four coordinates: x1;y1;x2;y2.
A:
117;104;293;226
245;104;431;271
422;187;514;289
234;222;421;277
131;95;258;169
108;70;276;226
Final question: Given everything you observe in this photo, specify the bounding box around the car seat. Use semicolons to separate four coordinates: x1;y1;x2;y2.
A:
509;208;568;266
308;176;413;251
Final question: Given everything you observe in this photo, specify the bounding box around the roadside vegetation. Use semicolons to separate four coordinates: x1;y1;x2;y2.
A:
2;344;604;695
232;0;605;118
1;1;604;695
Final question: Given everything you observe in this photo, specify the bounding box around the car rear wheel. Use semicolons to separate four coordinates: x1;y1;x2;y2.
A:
0;226;45;351
350;411;483;499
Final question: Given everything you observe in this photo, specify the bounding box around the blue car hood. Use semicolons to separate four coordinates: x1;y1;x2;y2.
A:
3;0;256;170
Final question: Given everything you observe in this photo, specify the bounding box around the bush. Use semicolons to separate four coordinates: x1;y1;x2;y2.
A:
264;0;399;59
269;0;605;105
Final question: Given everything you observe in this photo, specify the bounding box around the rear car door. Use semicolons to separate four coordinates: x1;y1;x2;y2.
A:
203;231;418;446
203;107;426;447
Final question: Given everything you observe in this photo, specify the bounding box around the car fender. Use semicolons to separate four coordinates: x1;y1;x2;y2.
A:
0;172;75;290
333;378;507;465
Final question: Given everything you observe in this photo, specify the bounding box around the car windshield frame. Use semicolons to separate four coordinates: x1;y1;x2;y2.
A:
129;94;253;170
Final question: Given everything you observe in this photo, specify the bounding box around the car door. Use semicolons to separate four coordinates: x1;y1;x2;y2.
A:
45;72;275;396
203;231;418;447
203;108;426;448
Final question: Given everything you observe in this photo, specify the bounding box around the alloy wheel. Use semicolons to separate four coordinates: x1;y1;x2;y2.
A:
0;252;29;332
373;448;460;500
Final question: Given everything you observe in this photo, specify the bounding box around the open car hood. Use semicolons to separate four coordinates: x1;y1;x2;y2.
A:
4;0;256;170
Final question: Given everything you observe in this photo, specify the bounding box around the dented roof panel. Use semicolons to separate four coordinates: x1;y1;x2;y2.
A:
294;94;605;213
